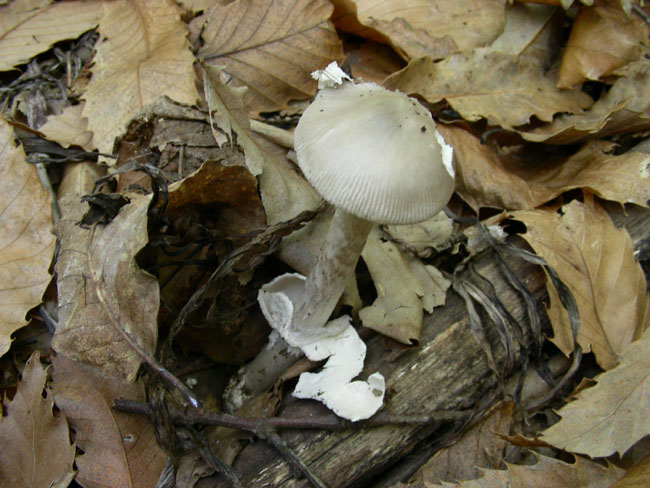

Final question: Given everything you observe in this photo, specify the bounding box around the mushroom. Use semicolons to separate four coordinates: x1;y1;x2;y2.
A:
225;64;455;420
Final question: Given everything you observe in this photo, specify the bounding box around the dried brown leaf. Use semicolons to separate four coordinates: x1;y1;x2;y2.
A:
557;1;648;88
0;116;56;356
50;354;166;488
52;193;159;381
511;197;650;369
612;454;650;487
195;0;342;114
332;0;506;60
0;352;76;488
541;328;650;457
384;49;592;129
0;0;100;71
520;59;650;144
441;125;650;211
39;104;93;152
423;452;624;487
82;0;199;154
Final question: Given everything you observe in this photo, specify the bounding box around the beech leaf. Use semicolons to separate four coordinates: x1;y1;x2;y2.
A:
0;0;100;71
441;125;650;211
195;0;343;114
541;328;650;458
0;116;56;356
82;0;199;154
39;104;93;152
0;351;76;488
50;354;167;488
384;48;592;129
511;197;650;370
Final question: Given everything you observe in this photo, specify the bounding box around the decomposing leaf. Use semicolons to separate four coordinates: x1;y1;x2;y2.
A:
612;454;650;487
359;227;450;344
39;104;93;151
384;48;592;129
511;196;650;369
423;452;624;487
520;59;650;144
0;0;100;71
557;0;648;88
332;0;506;60
52;192;159;381
0;116;56;356
82;0;199;154
0;351;76;488
541;328;650;458
194;0;342;114
440;125;650;211
50;353;166;488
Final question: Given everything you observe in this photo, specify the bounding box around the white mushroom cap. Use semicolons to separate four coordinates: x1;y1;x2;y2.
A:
294;82;455;225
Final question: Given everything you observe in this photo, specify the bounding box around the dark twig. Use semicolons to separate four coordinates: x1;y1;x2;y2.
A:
186;426;243;488
112;398;471;431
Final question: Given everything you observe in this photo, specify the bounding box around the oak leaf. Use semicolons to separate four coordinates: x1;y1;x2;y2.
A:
541;328;650;457
50;353;166;488
195;0;342;114
0;0;100;71
0;116;56;356
82;0;199;154
511;197;650;370
384;48;592;129
0;352;76;488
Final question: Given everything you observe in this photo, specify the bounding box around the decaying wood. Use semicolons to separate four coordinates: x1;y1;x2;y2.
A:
210;206;649;487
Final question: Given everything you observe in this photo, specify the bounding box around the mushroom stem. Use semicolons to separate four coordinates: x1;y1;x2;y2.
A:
292;208;373;337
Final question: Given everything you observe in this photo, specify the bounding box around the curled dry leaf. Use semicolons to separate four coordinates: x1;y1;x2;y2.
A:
441;125;650;211
0;351;76;488
384;48;592;129
195;0;343;114
423;451;624;488
52;193;159;382
50;353;166;488
542;328;650;458
360;227;450;344
557;0;648;88
82;0;199;154
511;197;650;370
520;59;650;144
0;0;100;71
0;116;56;356
39;104;93;152
332;0;506;60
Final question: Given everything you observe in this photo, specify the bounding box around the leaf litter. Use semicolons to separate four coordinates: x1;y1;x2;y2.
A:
1;0;650;486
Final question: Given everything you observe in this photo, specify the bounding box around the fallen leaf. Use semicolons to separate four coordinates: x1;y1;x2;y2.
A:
612;454;650;487
0;115;56;356
50;353;166;488
541;328;650;458
39;104;93;151
0;351;76;488
82;0;199;154
384;48;592;129
557;0;648;88
332;0;506;60
195;0;342;114
424;452;624;487
441;125;650;211
0;0;100;71
520;59;650;144
52;193;159;381
511;196;650;369
359;227;450;344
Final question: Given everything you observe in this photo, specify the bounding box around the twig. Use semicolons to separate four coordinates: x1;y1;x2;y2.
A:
185;426;243;488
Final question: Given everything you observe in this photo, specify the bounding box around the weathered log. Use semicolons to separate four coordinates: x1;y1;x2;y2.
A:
209;204;649;488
